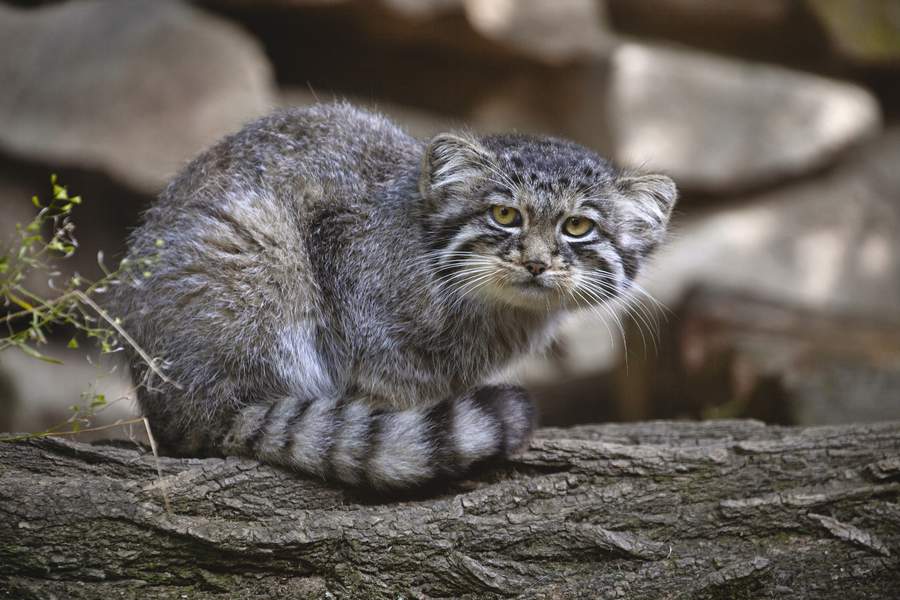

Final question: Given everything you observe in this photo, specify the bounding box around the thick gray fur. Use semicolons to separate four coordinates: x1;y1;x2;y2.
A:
110;102;676;490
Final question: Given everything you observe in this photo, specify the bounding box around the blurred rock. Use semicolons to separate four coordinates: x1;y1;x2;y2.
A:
381;0;461;19
808;0;900;65
459;69;616;158
610;43;882;193
612;0;791;26
464;0;614;64
0;343;136;442
221;0;348;4
605;0;835;73
647;127;900;316
213;0;613;65
0;0;275;194
471;43;881;193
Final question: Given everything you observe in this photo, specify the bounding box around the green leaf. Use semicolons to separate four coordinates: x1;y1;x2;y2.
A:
67;337;79;349
0;256;8;274
17;343;64;365
31;195;41;208
90;394;106;408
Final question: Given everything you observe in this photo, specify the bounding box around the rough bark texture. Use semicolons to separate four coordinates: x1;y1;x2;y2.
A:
1;420;899;599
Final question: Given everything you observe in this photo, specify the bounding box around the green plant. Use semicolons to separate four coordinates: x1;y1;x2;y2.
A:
0;176;166;440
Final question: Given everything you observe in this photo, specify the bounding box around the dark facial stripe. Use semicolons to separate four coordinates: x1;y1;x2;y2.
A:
498;235;519;256
558;240;577;263
566;237;631;283
606;238;641;280
619;251;640;280
427;207;488;252
567;238;600;248
470;231;510;246
432;237;479;280
434;232;509;280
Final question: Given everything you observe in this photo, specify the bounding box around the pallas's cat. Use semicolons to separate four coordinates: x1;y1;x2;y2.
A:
111;103;676;489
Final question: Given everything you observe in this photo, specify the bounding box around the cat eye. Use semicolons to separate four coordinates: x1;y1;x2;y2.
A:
563;216;594;237
490;205;522;227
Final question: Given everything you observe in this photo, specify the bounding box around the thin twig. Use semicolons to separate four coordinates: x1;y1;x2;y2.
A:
142;417;172;514
73;290;183;390
0;417;146;442
0;282;102;325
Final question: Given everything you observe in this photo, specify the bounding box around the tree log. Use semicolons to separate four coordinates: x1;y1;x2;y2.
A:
1;420;899;599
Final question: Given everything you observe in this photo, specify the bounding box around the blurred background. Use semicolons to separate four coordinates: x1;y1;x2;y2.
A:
1;0;900;439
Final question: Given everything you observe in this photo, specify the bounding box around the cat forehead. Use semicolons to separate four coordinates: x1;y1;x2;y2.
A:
480;134;616;188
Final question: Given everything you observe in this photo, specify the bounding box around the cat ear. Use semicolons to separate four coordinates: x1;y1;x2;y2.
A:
616;173;678;246
420;133;491;197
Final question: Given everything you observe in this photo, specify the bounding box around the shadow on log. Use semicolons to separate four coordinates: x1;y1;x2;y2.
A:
2;420;899;598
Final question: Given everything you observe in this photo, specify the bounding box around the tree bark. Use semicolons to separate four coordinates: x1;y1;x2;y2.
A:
1;420;899;599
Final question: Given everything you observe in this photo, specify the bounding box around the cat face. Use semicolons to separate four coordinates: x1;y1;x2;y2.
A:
419;133;677;312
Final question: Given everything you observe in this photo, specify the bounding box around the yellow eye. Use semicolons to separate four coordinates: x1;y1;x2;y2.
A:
490;205;522;227
563;216;593;237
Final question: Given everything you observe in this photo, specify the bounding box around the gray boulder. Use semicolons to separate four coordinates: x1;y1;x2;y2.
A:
0;0;274;194
609;43;883;193
646;127;900;317
464;0;614;64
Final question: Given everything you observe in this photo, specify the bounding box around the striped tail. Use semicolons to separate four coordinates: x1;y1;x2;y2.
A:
222;385;536;490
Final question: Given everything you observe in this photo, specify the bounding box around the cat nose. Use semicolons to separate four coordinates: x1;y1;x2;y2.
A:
523;260;548;276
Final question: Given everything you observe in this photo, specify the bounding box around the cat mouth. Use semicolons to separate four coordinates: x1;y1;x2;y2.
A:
480;274;567;310
508;277;560;297
517;279;549;290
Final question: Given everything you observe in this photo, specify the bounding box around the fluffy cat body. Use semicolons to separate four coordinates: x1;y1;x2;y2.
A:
112;102;676;489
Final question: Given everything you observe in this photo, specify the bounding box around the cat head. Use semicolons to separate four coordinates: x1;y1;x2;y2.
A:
418;132;677;312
